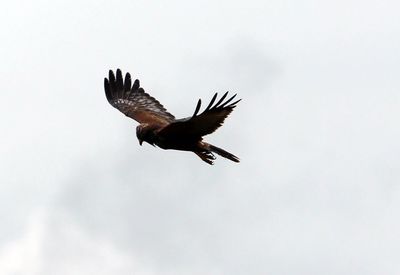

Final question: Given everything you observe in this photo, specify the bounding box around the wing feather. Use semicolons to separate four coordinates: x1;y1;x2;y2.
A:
192;99;201;117
123;73;132;93
214;91;229;107
159;92;240;138
105;69;175;125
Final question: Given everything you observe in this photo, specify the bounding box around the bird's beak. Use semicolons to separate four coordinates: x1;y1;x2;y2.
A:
139;139;143;146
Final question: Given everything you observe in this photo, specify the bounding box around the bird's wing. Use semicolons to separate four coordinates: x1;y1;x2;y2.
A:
104;69;175;125
158;92;240;138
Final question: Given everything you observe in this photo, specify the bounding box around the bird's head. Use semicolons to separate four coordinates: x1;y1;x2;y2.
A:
136;125;145;145
136;124;155;146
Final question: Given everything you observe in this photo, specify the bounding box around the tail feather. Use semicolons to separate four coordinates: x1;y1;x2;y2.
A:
209;144;240;163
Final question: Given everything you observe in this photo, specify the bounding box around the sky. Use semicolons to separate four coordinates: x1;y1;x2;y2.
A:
1;0;400;274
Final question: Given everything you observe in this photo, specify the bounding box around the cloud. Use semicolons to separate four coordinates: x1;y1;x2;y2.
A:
0;209;155;275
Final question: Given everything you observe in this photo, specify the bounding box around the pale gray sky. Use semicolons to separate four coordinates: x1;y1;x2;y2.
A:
1;0;400;274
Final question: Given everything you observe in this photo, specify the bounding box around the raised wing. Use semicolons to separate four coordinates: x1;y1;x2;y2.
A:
104;69;175;125
158;92;240;138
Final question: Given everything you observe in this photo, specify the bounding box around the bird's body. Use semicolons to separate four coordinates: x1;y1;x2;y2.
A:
104;69;240;164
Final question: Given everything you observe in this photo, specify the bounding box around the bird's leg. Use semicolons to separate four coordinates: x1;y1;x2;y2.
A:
194;151;216;165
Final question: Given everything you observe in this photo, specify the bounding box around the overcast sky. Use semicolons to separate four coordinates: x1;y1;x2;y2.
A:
1;0;400;274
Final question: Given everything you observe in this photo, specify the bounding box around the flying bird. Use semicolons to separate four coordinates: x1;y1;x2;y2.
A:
104;69;240;165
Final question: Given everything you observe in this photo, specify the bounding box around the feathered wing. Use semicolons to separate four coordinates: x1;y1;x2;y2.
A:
104;69;175;125
158;92;241;138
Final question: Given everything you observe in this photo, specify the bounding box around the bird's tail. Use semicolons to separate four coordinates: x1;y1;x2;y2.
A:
209;144;240;163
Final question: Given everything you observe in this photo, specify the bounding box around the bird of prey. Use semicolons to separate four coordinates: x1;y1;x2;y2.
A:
104;69;240;165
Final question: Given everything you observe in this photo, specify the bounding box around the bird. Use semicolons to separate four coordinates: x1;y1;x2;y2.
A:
104;69;241;165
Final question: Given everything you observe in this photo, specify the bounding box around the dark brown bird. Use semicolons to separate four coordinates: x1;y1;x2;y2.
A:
104;69;240;165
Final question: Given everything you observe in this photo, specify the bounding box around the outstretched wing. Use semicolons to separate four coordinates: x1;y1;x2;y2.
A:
104;69;175;125
158;92;240;138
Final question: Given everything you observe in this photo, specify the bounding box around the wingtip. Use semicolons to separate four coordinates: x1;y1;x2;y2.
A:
124;72;132;92
132;79;140;91
230;98;242;107
108;70;115;82
116;69;123;82
104;77;111;100
192;98;202;117
204;92;218;111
